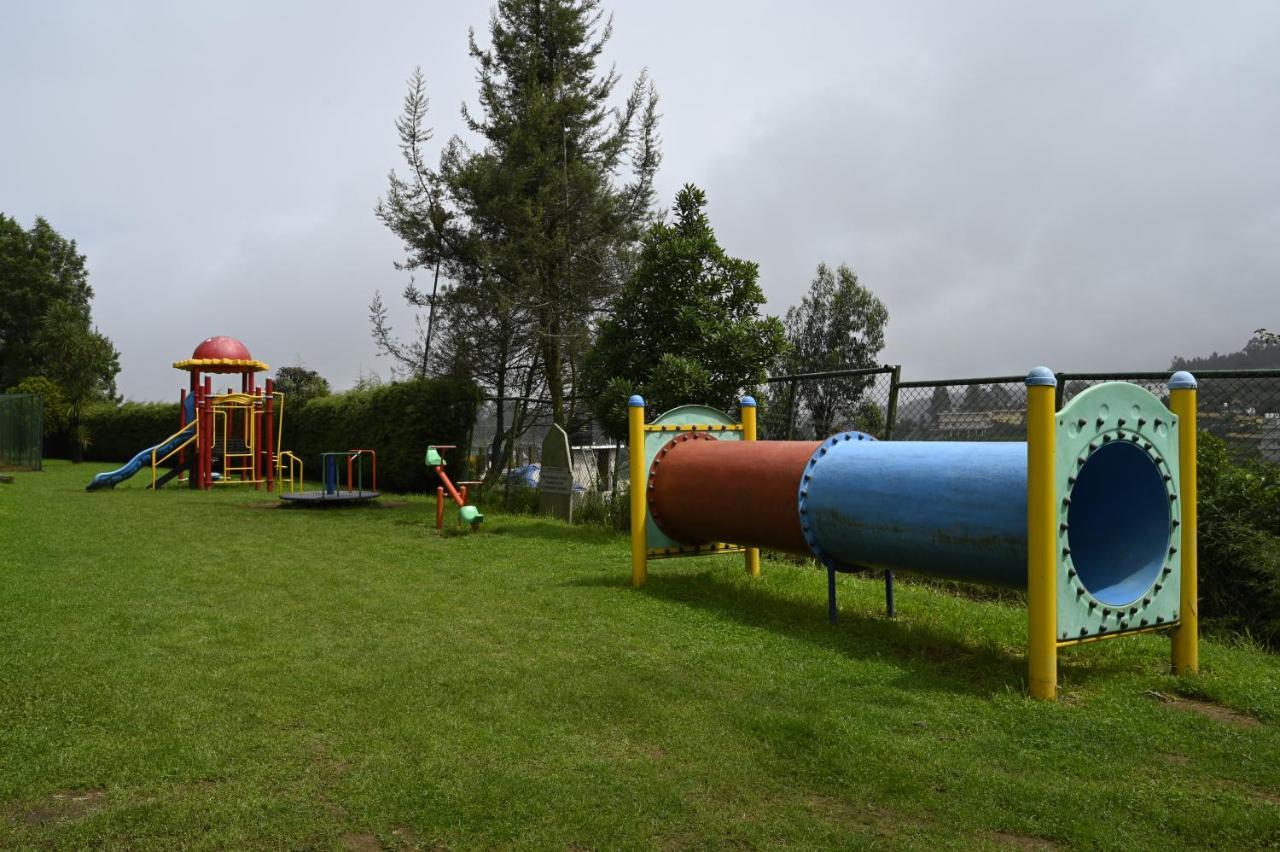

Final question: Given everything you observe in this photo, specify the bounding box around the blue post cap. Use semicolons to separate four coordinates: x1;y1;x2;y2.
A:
627;394;645;407
1025;366;1057;387
740;395;757;408
1168;371;1197;390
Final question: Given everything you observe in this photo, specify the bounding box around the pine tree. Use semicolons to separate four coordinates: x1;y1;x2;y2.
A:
375;1;660;432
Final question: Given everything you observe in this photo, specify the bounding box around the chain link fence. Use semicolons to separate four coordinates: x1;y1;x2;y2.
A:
0;393;43;470
804;368;1280;462
461;367;1280;491
761;366;900;440
892;375;1028;441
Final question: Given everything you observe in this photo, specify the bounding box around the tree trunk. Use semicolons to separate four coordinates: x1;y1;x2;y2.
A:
541;311;565;428
421;256;441;378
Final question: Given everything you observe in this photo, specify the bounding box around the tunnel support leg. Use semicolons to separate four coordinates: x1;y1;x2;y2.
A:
1170;372;1199;675
1026;368;1058;701
884;571;896;618
827;567;838;624
629;396;648;588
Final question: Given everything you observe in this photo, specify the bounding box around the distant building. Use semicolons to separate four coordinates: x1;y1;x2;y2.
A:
1261;413;1280;464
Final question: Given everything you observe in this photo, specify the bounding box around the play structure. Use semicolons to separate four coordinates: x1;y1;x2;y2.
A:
426;445;482;528
279;449;379;505
627;369;1200;700
87;337;301;492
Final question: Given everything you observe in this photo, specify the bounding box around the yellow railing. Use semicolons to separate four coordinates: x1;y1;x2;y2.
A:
211;399;258;484
150;419;200;490
276;450;303;493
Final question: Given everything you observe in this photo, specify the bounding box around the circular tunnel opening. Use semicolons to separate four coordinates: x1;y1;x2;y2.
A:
1067;439;1171;607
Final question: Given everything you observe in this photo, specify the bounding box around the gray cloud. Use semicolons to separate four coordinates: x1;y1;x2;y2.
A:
3;1;1277;400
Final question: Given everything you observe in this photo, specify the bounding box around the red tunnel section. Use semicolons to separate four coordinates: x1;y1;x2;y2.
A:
647;434;820;556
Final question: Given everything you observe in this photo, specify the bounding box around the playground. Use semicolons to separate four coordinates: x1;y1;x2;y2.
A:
2;460;1278;849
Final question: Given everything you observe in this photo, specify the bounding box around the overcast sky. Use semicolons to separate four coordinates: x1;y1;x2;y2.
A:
3;1;1278;401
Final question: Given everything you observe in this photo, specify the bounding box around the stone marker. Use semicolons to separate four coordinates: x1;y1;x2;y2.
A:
539;424;574;521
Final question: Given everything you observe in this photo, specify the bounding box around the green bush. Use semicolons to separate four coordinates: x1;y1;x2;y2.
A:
1197;432;1280;646
286;376;479;494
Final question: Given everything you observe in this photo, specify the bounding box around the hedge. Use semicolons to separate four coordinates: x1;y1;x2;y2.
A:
80;402;182;464
285;377;479;493
74;377;479;494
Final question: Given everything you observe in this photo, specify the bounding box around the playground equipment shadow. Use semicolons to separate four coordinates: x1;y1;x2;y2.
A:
573;567;1136;700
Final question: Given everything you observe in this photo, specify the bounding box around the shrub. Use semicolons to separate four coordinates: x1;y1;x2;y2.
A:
286;376;479;493
81;401;182;463
1197;432;1280;645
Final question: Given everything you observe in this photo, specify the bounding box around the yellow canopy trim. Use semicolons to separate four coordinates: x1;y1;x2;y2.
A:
172;357;269;372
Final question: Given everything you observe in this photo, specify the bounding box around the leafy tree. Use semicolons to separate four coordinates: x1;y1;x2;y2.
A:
0;214;97;389
6;375;69;436
273;365;332;405
375;1;662;432
34;301;120;462
586;184;785;438
779;262;888;439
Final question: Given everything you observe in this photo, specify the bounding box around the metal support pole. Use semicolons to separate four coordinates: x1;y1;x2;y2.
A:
884;365;901;441
1026;367;1057;701
740;396;761;578
628;395;647;587
203;376;214;490
436;486;445;530
785;379;798;440
883;365;901;617
827;567;838;624
264;379;275;492
1170;371;1199;675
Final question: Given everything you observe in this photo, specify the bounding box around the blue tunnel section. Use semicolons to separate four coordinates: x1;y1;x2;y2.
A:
800;440;1028;588
794;435;1171;607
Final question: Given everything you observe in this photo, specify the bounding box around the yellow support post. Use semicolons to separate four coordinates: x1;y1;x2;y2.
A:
740;395;761;578
1025;367;1057;701
1169;372;1199;675
628;395;648;587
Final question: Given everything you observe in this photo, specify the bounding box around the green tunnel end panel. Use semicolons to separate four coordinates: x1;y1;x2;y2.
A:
1055;383;1182;642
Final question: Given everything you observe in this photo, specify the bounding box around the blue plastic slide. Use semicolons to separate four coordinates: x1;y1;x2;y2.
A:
86;396;197;491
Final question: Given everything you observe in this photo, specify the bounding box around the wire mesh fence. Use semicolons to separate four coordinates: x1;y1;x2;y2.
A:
761;366;900;440
461;367;1280;492
0;393;43;470
1055;370;1280;462
892;376;1028;441
767;367;1280;462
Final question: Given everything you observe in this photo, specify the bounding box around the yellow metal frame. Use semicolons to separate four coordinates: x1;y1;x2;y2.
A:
210;393;260;486
629;397;759;588
1170;385;1199;674
629;401;647;587
149;419;200;489
276;450;304;493
647;543;744;559
741;403;761;577
1026;381;1058;701
643;423;744;433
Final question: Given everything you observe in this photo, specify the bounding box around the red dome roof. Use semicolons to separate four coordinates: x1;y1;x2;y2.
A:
191;336;252;361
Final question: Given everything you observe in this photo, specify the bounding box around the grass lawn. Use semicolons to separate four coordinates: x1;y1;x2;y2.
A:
2;460;1279;850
